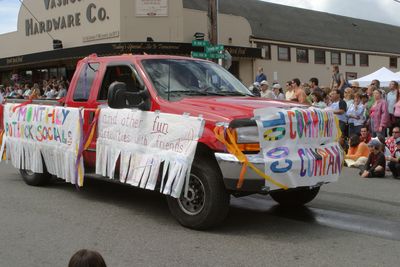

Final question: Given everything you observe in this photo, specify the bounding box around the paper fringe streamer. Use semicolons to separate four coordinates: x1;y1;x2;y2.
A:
96;139;191;198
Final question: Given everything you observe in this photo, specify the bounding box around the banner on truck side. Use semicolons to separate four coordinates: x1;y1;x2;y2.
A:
0;104;84;185
254;107;344;190
96;108;204;198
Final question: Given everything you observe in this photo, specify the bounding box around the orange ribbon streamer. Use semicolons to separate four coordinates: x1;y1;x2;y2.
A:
214;126;288;190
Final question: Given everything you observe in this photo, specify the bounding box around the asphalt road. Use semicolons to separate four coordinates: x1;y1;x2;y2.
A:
0;162;399;267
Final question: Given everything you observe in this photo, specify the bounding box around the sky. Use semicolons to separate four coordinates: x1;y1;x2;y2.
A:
1;0;400;34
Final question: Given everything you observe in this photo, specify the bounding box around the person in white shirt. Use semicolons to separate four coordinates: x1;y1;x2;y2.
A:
272;83;285;100
386;81;398;135
346;92;365;137
260;80;274;98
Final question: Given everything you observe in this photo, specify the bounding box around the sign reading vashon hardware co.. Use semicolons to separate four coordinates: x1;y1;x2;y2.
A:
25;0;112;37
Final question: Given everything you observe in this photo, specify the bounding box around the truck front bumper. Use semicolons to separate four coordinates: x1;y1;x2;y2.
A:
215;152;267;193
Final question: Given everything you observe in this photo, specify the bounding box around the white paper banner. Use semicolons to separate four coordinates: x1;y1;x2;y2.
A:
254;107;344;190
96;108;204;198
1;104;84;184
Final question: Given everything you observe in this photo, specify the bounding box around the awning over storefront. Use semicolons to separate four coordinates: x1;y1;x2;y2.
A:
0;42;262;70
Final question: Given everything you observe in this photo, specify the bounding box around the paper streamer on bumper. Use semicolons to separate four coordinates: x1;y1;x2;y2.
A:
254;107;344;190
96;108;204;198
0;104;84;184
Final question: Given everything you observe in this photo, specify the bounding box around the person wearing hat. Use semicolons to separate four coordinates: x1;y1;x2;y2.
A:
272;83;285;100
350;81;360;94
360;139;386;178
260;80;274;98
250;82;261;97
387;137;400;179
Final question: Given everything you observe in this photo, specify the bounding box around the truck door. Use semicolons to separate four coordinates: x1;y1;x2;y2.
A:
65;60;102;170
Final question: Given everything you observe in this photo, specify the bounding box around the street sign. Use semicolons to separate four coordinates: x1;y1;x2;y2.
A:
205;45;224;53
207;53;227;59
191;51;209;58
192;52;227;60
192;40;210;47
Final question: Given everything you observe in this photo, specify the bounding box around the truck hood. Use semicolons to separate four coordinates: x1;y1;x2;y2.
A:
161;96;305;123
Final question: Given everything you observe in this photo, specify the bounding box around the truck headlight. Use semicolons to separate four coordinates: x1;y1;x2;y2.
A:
233;126;260;152
236;126;259;144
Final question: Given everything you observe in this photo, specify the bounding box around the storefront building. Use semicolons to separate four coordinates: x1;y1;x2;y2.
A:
1;0;400;88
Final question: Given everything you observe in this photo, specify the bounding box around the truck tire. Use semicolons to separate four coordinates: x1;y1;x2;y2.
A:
166;157;230;230
19;169;51;186
269;186;320;207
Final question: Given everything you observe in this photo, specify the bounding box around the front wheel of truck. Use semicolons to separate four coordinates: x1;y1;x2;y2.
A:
20;169;52;186
166;158;230;230
269;186;320;207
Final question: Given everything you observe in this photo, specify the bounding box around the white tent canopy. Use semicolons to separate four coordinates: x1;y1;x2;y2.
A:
349;67;400;87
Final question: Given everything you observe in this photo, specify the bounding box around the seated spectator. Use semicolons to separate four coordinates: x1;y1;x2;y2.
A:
387;137;400;179
57;82;67;99
385;126;400;155
360;127;371;144
360;139;386;178
68;249;107;267
345;135;369;168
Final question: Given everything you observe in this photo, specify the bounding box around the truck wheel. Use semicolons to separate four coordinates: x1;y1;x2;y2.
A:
166;158;230;230
19;169;51;186
269;186;320;207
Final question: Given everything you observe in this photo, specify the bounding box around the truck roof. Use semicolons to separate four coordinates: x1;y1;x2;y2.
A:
80;53;206;63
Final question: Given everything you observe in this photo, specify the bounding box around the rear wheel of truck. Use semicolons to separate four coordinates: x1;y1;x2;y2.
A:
166;157;230;230
20;169;51;186
269;186;320;207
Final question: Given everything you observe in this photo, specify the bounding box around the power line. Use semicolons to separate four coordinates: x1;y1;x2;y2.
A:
18;0;55;40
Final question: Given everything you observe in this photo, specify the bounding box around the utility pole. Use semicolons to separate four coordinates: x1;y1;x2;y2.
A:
208;0;218;45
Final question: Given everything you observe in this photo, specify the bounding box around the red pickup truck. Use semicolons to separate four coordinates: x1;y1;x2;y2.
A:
2;54;341;229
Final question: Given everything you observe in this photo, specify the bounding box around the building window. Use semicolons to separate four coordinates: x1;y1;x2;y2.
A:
296;48;308;63
278;46;290;61
314;49;326;64
360;54;369;66
346;72;357;80
256;43;271;60
390;57;398;68
331;51;341;65
346;53;355;66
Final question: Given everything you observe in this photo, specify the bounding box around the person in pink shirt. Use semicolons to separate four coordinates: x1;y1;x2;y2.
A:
370;89;389;137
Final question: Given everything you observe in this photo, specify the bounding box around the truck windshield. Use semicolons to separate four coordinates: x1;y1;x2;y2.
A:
141;59;253;99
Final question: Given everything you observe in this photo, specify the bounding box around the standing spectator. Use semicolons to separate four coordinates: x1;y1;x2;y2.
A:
387;81;399;133
343;87;354;107
272;84;285;100
364;85;376;122
351;81;360;94
68;249;107;267
387;137;400;179
360;139;386;178
307;77;322;103
331;65;345;97
260;80;274;98
57;82;67;99
285;80;294;100
370;89;389;137
346;92;365;137
255;67;267;83
290;78;308;104
360;127;371;144
328;89;347;137
29;83;41;100
385;126;400;155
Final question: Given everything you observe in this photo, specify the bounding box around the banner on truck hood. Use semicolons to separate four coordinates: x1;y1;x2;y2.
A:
0;104;84;185
96;108;204;198
254;107;344;190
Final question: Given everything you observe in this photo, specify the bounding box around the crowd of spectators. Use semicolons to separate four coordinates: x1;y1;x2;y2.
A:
251;65;400;179
0;76;69;103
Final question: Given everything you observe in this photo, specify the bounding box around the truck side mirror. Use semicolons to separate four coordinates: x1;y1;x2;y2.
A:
107;81;150;110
